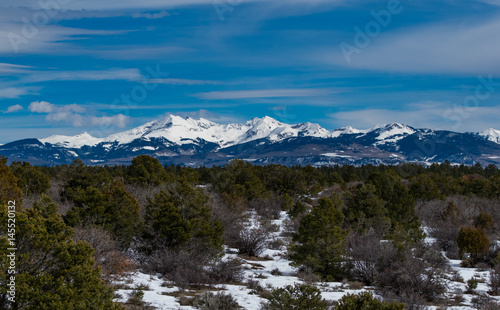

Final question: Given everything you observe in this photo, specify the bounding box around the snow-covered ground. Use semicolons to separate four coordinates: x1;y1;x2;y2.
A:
114;212;500;309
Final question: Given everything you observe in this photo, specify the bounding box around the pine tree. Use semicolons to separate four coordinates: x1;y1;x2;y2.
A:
0;156;23;208
344;184;390;235
0;196;122;309
64;178;142;247
126;155;173;187
367;170;422;241
290;196;347;280
144;180;223;251
10;161;51;196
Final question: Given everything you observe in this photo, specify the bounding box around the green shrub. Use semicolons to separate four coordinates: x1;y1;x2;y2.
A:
457;226;489;265
466;278;479;293
261;283;328;310
334;292;405;310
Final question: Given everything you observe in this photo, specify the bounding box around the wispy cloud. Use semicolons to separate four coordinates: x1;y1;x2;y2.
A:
173;109;244;123
94;46;190;60
327;101;500;132
0;63;33;74
22;68;143;83
193;88;337;100
3;104;23;113
0;0;344;10
0;87;36;99
29;101;130;128
132;10;170;19
324;16;500;75
149;78;219;85
0;21;125;55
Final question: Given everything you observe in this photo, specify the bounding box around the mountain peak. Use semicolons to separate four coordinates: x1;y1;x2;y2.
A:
481;128;500;144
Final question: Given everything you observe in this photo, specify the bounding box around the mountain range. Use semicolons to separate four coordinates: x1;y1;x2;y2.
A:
1;115;500;167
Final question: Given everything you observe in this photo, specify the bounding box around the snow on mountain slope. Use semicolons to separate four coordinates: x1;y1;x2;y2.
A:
331;126;366;138
481;128;500;144
39;115;333;148
40;132;104;148
371;123;416;145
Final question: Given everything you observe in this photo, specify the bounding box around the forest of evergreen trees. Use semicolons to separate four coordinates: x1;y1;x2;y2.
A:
1;155;500;309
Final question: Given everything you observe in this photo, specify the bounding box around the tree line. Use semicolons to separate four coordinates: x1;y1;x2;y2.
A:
1;155;499;309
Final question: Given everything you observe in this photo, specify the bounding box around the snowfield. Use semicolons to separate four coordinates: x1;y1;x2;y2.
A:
114;211;500;309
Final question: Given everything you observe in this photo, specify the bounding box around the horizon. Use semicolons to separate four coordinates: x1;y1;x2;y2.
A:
6;113;500;144
1;1;500;144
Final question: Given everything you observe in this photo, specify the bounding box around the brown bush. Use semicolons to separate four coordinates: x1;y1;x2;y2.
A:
73;225;134;280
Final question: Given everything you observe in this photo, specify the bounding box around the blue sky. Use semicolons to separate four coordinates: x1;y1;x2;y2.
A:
1;0;500;143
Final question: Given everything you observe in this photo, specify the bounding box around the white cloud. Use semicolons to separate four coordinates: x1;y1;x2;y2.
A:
193;88;337;100
0;87;35;99
327;101;500;132
29;101;55;113
95;46;189;60
22;68;143;83
90;114;129;128
0;63;33;75
149;78;219;85
4;104;23;113
0;21;125;55
132;11;170;19
325;16;500;75
174;109;243;123
29;101;131;128
0;0;343;11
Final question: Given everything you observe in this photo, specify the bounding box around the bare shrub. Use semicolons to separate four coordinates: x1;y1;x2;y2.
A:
47;180;74;215
376;243;446;307
144;243;214;288
267;238;285;250
206;258;243;284
230;227;267;257
346;229;381;285
471;295;500;310
195;292;239;310
432;226;460;259
296;266;321;283
73;225;134;280
248;195;282;221
489;265;500;296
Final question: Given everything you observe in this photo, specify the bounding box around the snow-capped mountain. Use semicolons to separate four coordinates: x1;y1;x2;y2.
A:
41;115;332;149
2;115;500;167
481;128;500;144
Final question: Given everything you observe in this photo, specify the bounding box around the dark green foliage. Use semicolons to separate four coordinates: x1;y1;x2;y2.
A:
290;197;347;280
466;278;479;293
288;201;307;218
262;283;328;310
334;292;405;310
63;160;142;247
126;155;173;187
409;174;443;200
474;212;494;231
63;159;113;197
344;184;390;235
144;180;223;250
145;191;192;248
65;178;142;246
0;196;122;309
0;156;23;208
457;226;490;264
10;161;51;196
367;170;422;241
